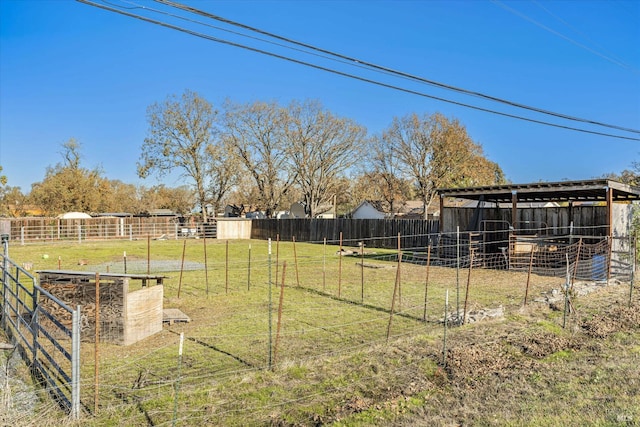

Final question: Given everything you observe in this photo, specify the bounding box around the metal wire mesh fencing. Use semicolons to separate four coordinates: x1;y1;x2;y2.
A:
1;227;636;423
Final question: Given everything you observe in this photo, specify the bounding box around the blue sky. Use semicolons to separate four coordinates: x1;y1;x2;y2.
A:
1;0;639;192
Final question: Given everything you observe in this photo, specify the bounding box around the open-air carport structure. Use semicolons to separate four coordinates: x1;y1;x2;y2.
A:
437;179;640;238
435;179;640;278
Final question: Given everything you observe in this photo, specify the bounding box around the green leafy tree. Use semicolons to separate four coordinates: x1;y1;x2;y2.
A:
381;112;505;219
0;166;28;217
29;139;109;216
139;185;195;216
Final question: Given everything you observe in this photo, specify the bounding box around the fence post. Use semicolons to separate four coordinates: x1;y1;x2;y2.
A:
386;257;401;343
563;254;570;329
178;240;186;298
31;282;39;369
422;244;431;322
274;261;287;365
94;273;100;413
268;238;273;370
172;332;184;427
71;304;81;420
77;224;82;244
456;226;460;322
1;236;8;330
630;234;636;307
225;240;229;294
338;232;343;298
360;241;364;303
524;247;534;306
322;237;326;292
442;289;448;367
20;227;24;246
275;234;280;288
293;236;300;287
204;236;210;295
462;250;474;325
147;235;151;276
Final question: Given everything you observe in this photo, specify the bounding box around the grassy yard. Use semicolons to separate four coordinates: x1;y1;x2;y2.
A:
2;238;637;426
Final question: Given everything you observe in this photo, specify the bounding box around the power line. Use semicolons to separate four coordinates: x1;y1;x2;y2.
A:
154;0;640;135
495;0;639;74
77;0;640;142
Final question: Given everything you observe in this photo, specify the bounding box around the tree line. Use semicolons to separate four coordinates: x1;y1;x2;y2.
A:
1;89;508;220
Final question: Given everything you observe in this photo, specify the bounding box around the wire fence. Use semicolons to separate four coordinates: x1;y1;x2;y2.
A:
0;217;217;244
0;228;636;424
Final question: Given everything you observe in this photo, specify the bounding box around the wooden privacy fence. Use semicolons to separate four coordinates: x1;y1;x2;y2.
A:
250;218;440;249
1;246;81;418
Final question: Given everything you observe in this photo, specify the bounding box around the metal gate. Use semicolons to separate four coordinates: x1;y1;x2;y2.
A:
0;237;81;418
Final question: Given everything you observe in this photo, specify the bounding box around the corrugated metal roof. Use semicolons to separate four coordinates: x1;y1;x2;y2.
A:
437;179;640;203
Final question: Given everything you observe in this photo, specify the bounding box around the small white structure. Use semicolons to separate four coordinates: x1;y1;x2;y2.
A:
351;201;387;220
216;218;252;239
56;212;92;219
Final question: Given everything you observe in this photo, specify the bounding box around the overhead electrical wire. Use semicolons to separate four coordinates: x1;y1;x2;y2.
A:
77;0;640;142
154;0;640;135
104;0;398;79
494;0;639;74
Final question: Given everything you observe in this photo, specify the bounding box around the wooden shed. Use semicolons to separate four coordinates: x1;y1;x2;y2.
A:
37;271;165;346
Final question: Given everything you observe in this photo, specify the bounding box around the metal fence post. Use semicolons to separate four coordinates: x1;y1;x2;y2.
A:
71;305;81;419
1;236;8;329
31;284;39;370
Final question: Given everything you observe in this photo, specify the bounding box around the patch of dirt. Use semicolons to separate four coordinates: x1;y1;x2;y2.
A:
445;341;537;386
582;305;640;338
516;331;574;358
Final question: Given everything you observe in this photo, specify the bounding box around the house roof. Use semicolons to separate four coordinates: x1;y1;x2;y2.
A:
353;200;386;213
437;179;640;204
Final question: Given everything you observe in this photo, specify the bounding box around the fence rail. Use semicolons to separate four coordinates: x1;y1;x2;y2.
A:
1;217;216;244
1;242;81;418
250;218;440;248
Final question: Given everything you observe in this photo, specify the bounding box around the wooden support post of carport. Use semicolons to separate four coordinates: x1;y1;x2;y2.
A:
606;186;613;282
606;186;613;238
511;190;518;231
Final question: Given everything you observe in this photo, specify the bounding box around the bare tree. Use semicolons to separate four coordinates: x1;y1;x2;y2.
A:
223;100;296;217
206;140;240;217
382;112;505;218
283;100;367;217
367;134;413;215
138;90;224;222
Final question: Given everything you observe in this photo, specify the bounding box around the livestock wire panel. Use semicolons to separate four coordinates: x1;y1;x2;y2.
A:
5;231;627;425
0;250;81;417
5;217;190;244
